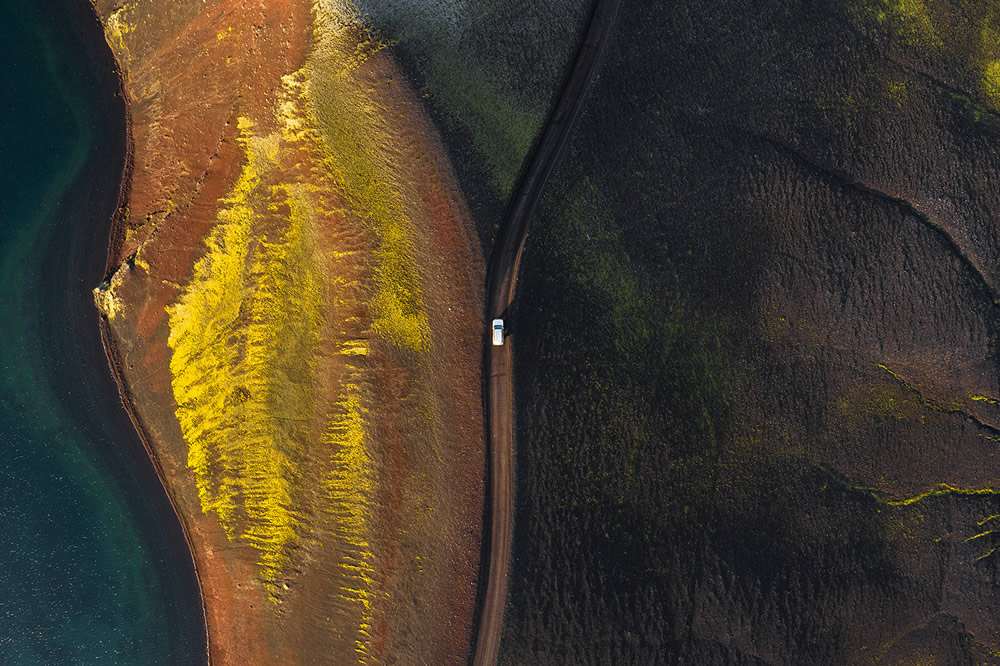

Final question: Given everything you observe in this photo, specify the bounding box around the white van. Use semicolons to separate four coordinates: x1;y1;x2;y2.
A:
492;319;504;346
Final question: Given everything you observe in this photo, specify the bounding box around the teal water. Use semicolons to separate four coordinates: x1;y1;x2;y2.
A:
0;0;206;662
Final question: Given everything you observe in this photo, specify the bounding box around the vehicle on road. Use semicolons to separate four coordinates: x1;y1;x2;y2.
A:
492;319;504;346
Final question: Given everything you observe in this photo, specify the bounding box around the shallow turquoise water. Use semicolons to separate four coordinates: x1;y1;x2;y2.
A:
0;1;206;662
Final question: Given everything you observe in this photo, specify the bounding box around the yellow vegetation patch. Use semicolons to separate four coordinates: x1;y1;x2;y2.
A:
104;9;134;63
887;483;1000;506
304;1;430;354
324;385;377;660
982;60;1000;109
164;5;439;655
166;117;327;597
884;0;940;47
93;269;125;320
978;15;1000;110
853;0;940;49
836;383;917;422
831;366;939;438
886;78;910;108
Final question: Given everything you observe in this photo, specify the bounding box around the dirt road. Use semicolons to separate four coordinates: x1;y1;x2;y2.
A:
472;1;620;664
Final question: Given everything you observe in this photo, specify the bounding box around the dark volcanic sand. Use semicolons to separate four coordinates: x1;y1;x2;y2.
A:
497;0;1000;663
321;0;1000;661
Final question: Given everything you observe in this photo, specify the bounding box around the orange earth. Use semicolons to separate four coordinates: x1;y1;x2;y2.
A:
90;0;485;663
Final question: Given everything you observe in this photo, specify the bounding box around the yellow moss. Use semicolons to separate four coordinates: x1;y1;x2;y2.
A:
835;381;921;423
977;15;1000;108
887;484;999;506
166;118;327;597
982;59;1000;108
161;4;441;651
302;3;430;354
123;224;142;249
104;9;134;63
93;273;123;320
853;0;940;49
340;341;369;356
887;0;940;47
165;43;387;665
887;78;910;107
323;385;376;661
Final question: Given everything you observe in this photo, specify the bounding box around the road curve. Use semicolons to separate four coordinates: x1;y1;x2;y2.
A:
472;1;621;664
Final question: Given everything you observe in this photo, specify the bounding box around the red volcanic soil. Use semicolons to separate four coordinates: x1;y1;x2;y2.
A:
91;0;485;663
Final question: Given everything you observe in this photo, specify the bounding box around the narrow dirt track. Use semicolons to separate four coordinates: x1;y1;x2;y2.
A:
472;1;621;664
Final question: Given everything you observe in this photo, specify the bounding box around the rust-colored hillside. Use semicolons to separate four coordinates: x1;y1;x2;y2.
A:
91;0;484;662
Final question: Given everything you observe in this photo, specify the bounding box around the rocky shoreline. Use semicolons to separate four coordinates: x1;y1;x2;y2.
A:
89;1;213;662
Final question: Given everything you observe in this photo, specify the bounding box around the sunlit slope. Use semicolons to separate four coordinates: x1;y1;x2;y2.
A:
93;0;484;662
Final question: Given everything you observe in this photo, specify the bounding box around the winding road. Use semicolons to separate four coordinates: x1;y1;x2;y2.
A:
472;1;621;664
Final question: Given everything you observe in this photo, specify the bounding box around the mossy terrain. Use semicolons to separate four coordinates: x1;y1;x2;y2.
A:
162;7;446;652
497;0;1000;661
167;116;328;595
99;0;486;661
304;15;430;355
365;0;1000;661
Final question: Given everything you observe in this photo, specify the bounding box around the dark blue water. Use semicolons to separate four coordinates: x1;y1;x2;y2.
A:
0;0;207;662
